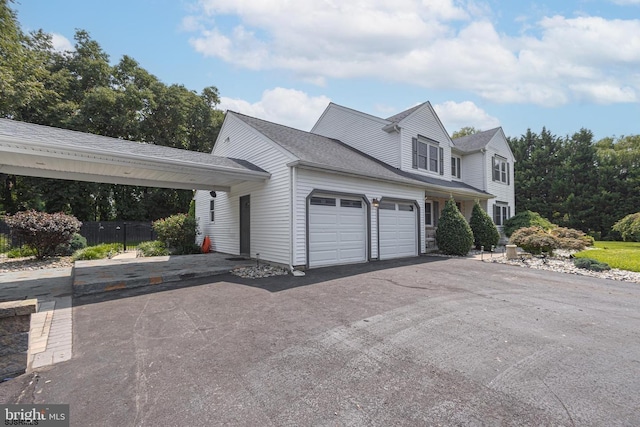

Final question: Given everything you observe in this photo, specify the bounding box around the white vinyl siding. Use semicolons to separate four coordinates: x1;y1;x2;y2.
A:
197;114;295;265
461;151;485;190
294;168;424;266
484;131;515;223
312;104;401;168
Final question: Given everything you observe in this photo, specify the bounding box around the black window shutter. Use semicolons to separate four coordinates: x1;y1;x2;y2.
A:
412;138;417;169
507;162;510;185
493;205;499;224
439;147;444;175
433;201;440;227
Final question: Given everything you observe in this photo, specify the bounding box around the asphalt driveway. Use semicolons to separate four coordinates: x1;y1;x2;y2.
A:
4;256;640;426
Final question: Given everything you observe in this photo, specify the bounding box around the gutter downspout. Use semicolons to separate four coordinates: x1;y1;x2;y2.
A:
289;166;304;276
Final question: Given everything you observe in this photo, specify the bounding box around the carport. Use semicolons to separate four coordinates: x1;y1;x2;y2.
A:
0;118;270;191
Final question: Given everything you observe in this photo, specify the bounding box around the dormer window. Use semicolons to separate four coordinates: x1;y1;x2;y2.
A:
412;136;444;175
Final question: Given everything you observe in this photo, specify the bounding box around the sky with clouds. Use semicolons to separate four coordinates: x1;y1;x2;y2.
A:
14;0;640;140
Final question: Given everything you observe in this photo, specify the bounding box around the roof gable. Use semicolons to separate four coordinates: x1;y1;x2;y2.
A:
452;128;501;153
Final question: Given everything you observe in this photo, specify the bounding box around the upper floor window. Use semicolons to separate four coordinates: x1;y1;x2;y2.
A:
412;137;444;175
451;156;461;179
492;156;510;184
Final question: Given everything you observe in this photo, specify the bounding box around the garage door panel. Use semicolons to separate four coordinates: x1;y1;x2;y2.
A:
309;196;367;268
379;202;418;260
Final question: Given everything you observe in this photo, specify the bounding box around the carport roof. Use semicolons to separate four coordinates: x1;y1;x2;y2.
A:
0;118;269;191
231;112;492;199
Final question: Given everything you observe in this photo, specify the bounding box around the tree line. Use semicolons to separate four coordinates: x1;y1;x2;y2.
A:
508;128;640;239
1;0;223;221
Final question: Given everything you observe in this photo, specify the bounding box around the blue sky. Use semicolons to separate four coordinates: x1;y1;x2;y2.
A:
14;0;640;140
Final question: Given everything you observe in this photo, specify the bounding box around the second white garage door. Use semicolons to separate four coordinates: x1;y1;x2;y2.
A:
379;201;418;260
308;196;367;268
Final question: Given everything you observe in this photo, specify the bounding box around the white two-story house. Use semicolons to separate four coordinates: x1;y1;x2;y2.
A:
195;101;515;269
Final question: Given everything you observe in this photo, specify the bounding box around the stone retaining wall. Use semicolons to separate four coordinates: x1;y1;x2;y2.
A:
0;299;37;379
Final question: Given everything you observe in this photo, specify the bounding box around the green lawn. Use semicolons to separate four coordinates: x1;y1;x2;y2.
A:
575;241;640;272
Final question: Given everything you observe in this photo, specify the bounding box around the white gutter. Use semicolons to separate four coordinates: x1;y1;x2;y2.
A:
286;160;494;200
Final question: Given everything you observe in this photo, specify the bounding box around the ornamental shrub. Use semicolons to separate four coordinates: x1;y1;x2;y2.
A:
503;210;555;237
436;198;474;256
57;233;88;256
550;227;594;251
4;210;82;259
509;226;558;255
73;243;122;261
612;212;640;242
469;201;500;250
137;240;169;257
153;214;200;255
574;258;611;272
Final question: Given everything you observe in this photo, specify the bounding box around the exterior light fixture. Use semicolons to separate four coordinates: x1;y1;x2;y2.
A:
210;191;217;198
372;198;380;208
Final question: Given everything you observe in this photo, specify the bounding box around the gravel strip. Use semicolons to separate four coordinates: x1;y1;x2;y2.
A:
0;255;74;273
231;264;290;279
487;255;640;284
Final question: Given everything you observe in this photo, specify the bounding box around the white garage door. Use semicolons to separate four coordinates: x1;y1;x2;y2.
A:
309;196;367;268
379;201;418;260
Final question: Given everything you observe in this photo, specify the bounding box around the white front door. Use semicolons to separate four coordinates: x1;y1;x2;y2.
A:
308;196;367;268
379;201;418;260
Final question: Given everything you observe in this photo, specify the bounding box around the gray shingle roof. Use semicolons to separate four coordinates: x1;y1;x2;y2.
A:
0;118;265;173
452;127;501;153
231;112;491;196
385;102;427;124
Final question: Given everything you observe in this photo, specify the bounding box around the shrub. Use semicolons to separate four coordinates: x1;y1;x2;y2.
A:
73;243;122;261
137;241;169;257
503;210;555;237
153;214;199;255
6;245;37;258
469;201;500;250
4;210;82;259
0;234;10;253
574;257;611;272
612;212;640;242
436;198;474;256
57;233;88;256
550;227;594;251
509;226;558;255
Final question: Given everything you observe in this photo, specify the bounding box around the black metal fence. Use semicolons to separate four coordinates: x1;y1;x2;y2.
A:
0;220;157;251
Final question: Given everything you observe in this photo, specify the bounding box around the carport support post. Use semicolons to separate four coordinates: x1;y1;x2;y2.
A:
123;222;127;251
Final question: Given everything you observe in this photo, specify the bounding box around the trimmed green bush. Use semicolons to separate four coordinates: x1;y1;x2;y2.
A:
509;226;558;255
503;210;555;237
72;243;122;261
57;233;88;256
137;241;169;257
0;234;10;253
4;210;82;259
436;198;474;256
469;201;500;250
550;227;594;251
612;212;640;242
6;245;37;258
153;214;199;255
574;257;611;271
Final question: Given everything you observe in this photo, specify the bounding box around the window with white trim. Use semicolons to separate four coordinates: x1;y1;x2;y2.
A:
451;156;461;179
493;202;511;225
492;156;510;184
209;199;215;222
412;137;444;175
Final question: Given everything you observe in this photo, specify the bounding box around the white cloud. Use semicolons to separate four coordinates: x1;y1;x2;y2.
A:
610;0;640;4
433;101;500;133
186;1;640;106
219;87;331;131
50;33;74;52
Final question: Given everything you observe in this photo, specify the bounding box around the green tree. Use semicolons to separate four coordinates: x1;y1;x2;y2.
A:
436;198;474;255
451;126;479;139
469;201;500;250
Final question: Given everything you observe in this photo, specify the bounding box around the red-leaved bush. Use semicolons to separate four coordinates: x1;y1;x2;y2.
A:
4;210;82;259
